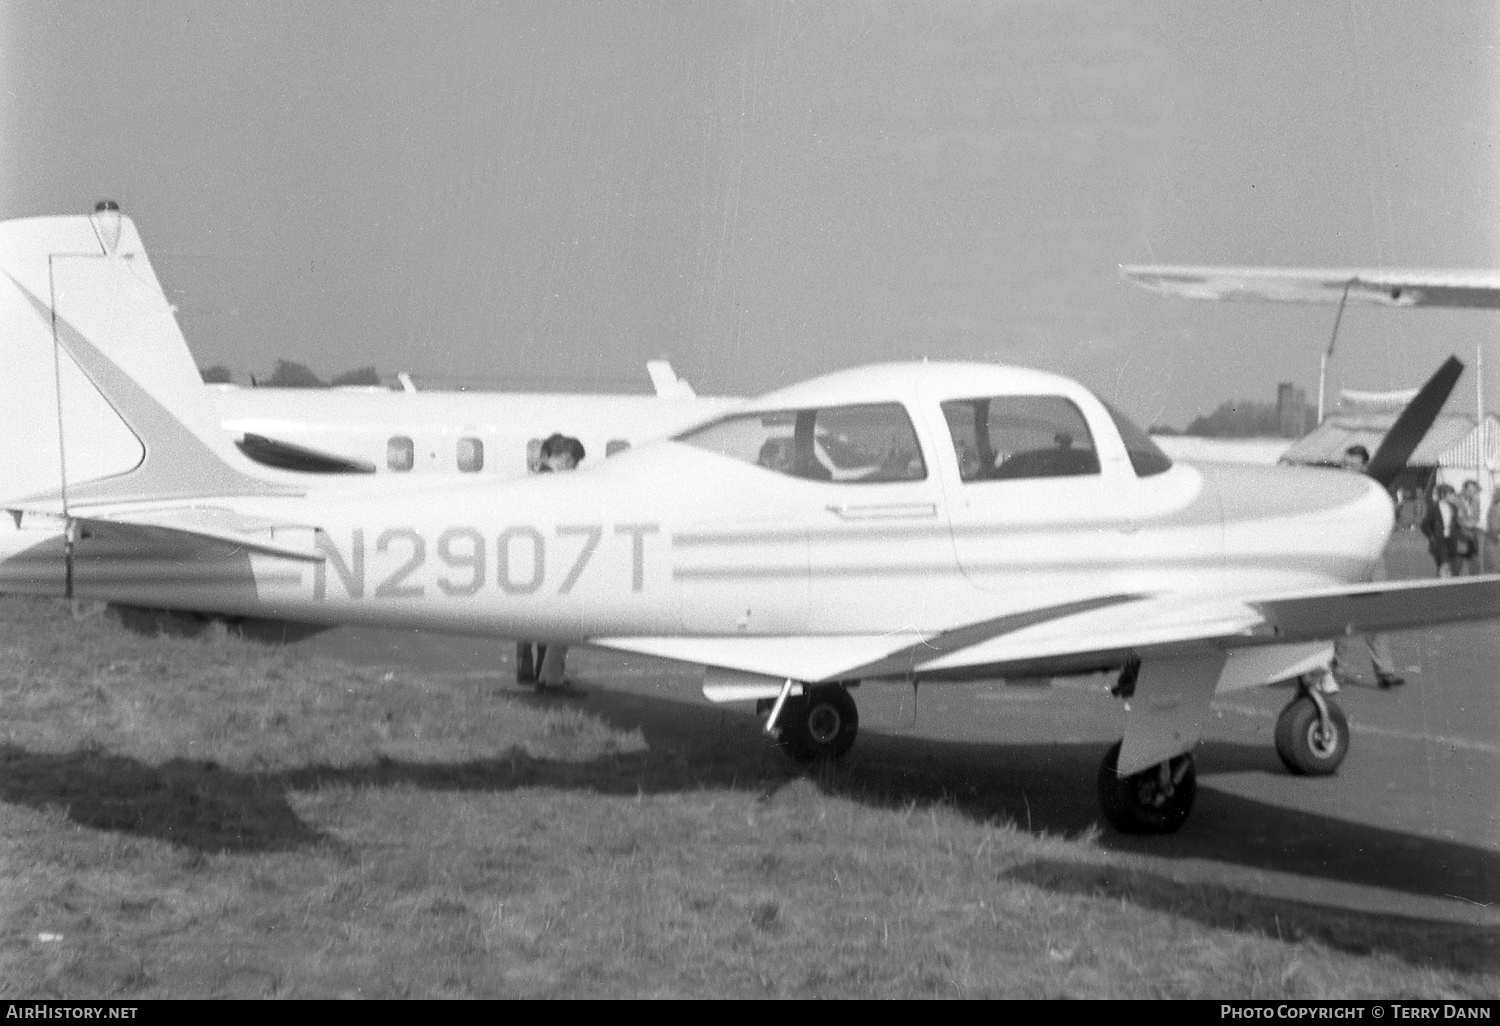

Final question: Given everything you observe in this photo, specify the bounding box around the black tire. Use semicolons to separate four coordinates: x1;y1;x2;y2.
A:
515;642;536;684
1096;741;1197;834
777;684;859;763
1274;695;1349;776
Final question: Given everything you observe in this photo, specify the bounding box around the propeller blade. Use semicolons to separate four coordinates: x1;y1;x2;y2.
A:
1364;355;1465;487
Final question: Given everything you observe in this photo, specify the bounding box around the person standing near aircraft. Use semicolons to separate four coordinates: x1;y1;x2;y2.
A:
1330;445;1404;689
1485;487;1500;575
1455;479;1484;575
1422;483;1461;577
515;434;588;690
534;434;586;693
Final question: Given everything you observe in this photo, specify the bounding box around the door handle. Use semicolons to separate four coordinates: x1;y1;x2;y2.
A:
825;502;938;520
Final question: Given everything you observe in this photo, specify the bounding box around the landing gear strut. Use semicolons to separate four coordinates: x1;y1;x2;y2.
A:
765;682;860;763
1274;677;1349;775
1096;741;1197;834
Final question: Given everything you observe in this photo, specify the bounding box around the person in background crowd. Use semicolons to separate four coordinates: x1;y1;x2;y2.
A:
1485;486;1500;575
1421;483;1460;578
1326;445;1403;689
516;434;587;693
1455;479;1484;575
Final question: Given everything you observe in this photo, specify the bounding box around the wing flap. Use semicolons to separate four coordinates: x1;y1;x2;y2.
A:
591;633;926;685
1117;650;1225;776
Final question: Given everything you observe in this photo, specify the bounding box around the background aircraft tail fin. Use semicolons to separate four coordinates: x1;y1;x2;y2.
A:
0;205;297;510
646;359;696;398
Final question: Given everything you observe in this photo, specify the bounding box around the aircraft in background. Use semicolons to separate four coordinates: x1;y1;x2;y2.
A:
5;207;1500;835
208;362;740;478
1121;263;1500;424
1120;264;1500;310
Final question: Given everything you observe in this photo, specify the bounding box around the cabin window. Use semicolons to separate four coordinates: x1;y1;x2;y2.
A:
457;436;484;473
605;439;631;457
941;396;1099;481
675;402;926;483
1100;401;1172;477
387;435;415;472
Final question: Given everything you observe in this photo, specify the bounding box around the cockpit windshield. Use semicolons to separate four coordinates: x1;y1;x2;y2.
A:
675;401;926;483
1100;400;1173;477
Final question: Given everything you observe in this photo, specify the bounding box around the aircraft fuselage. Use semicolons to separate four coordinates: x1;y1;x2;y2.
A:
0;438;1393;678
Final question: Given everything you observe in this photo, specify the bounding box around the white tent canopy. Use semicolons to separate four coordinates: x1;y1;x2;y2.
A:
1434;415;1500;520
1436;415;1500;472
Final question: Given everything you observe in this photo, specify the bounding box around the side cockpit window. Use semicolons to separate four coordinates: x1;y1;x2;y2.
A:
941;396;1099;481
675;402;926;483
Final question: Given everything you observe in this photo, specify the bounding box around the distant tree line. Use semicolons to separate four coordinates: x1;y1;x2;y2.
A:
1156;399;1315;438
198;360;382;388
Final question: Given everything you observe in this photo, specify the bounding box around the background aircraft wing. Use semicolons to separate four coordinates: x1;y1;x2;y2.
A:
1120;264;1500;309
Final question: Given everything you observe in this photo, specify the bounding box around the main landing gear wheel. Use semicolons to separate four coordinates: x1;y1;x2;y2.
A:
1274;693;1349;776
776;684;859;763
1096;741;1197;834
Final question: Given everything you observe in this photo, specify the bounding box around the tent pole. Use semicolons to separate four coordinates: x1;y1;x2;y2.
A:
1319;280;1354;426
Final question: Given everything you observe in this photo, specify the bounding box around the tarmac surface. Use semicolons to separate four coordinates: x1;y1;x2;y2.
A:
296;529;1500;934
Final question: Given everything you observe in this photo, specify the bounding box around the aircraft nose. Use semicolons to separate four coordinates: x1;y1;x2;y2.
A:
1212;463;1394;583
1348;472;1397;556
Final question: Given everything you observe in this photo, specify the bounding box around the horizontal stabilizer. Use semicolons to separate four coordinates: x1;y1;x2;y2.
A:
45;505;325;561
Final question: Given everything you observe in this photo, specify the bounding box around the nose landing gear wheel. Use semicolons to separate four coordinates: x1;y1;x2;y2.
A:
1274;694;1349;775
776;684;859;763
1097;741;1197;834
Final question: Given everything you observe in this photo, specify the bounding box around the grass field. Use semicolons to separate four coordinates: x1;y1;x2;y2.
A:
0;596;1494;998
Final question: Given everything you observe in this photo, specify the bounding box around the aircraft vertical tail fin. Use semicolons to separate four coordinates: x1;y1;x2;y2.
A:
0;205;297;510
646;359;696;398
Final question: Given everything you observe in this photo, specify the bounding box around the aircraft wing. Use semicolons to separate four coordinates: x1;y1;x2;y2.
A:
8;504;325;562
1120;264;1500;309
594;574;1500;686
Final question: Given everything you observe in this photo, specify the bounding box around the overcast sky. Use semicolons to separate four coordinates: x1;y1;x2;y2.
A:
2;0;1496;427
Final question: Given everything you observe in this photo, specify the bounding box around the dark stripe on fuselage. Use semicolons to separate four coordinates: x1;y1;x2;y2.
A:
673;552;1371;582
838;593;1146;680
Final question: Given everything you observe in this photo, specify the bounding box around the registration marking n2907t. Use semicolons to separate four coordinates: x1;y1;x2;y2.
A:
311;523;659;600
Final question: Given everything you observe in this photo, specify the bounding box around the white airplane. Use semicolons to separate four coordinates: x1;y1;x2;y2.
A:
209;363;740;478
5;208;1500;835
